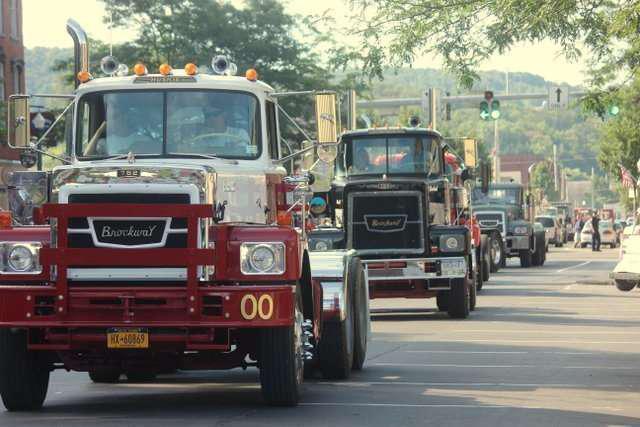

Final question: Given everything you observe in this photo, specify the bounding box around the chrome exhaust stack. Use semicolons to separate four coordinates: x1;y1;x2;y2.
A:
66;19;89;88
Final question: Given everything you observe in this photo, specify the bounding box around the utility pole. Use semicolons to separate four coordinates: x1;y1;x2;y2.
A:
591;167;595;209
494;120;500;182
553;144;558;192
424;88;438;131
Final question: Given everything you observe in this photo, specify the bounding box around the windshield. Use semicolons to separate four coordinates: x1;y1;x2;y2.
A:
536;217;555;227
77;90;260;159
472;187;521;205
343;135;437;176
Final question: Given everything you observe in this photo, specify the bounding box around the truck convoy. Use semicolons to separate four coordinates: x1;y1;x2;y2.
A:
0;19;368;410
472;183;546;268
314;127;482;318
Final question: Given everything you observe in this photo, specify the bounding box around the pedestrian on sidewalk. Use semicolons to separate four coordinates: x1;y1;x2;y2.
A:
592;212;601;251
574;218;583;248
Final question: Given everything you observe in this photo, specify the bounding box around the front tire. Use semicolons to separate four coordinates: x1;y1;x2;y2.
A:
519;248;533;268
260;287;304;406
0;329;50;411
436;291;449;311
615;280;637;292
448;278;470;319
480;235;490;285
489;232;504;273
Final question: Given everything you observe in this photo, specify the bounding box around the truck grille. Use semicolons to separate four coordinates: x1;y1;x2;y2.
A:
476;212;506;236
348;191;424;254
67;193;190;249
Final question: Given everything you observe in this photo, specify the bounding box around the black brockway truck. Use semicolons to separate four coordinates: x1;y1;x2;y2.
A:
318;127;478;318
472;182;546;268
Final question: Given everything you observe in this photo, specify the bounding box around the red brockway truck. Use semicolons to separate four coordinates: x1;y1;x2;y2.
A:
0;19;368;410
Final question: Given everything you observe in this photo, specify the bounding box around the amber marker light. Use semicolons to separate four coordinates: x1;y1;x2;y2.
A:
77;71;92;83
0;211;12;229
245;68;258;81
159;63;172;76
133;63;147;76
184;63;198;75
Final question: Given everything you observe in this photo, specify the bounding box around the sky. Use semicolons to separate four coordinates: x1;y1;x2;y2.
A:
23;0;589;86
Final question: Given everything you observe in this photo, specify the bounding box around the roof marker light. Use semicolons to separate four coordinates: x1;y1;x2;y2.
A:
184;63;198;75
246;68;258;81
133;63;147;76
159;63;172;76
77;70;92;83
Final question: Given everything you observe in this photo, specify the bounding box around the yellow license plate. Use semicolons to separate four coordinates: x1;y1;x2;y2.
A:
107;329;149;349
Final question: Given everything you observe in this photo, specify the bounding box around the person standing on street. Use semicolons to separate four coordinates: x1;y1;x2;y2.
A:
574;218;583;248
592;212;601;251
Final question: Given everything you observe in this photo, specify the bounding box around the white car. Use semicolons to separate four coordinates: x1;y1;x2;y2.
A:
535;215;562;247
580;219;618;248
612;225;640;291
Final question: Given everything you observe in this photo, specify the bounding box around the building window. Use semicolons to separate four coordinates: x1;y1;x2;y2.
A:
9;0;17;40
11;61;21;94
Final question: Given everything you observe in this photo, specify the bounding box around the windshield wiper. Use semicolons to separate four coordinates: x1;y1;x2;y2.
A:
170;153;239;164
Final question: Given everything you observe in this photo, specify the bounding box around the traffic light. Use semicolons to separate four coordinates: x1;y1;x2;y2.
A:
608;104;620;116
479;100;490;121
480;90;500;121
445;91;451;121
491;100;501;119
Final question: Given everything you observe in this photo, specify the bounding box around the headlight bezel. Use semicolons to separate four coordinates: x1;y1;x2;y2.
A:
438;234;464;253
240;242;286;275
513;226;529;235
0;242;42;274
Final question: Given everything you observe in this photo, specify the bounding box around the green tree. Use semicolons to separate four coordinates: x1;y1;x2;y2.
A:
350;1;632;89
530;162;558;202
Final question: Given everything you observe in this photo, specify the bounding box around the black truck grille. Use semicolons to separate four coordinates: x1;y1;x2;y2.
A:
348;191;424;253
66;193;191;249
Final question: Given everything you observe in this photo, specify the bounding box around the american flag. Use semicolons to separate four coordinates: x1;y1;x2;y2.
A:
620;164;637;188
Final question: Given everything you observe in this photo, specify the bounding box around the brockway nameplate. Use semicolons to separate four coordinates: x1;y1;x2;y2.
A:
364;214;408;233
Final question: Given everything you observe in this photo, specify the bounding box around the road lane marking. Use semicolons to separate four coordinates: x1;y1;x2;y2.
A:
317;381;633;389
373;338;640;344
373;363;636;370
301;402;511;408
406;350;595;355
449;330;640;335
556;261;591;273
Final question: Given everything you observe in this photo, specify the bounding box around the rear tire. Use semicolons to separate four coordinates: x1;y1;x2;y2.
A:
0;329;50;411
349;257;368;371
448;278;470;319
89;368;121;383
480;235;490;285
318;277;355;379
470;271;478;312
615;280;637;292
260;286;304;406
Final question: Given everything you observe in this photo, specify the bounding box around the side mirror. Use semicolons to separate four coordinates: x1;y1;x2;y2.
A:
480;162;491;193
315;92;338;162
7;95;31;149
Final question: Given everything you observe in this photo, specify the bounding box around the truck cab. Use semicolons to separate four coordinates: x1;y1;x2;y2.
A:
472;183;546;268
325;127;475;318
0;19;368;410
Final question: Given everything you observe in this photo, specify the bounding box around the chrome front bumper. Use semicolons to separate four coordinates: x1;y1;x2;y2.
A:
362;257;467;282
508;235;530;251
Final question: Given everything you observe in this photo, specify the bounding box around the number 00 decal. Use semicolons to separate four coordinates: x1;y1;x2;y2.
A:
241;294;274;320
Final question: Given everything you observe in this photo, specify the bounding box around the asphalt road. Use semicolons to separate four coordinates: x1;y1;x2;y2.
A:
2;246;639;427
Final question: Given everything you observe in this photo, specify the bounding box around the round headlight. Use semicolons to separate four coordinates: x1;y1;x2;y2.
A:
8;245;34;272
250;245;276;272
445;237;459;250
315;240;329;251
514;226;528;235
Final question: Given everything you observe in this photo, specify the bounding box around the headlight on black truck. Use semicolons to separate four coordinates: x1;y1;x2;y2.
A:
439;234;465;253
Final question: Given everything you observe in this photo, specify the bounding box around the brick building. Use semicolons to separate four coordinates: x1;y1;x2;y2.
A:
499;154;544;186
0;0;24;203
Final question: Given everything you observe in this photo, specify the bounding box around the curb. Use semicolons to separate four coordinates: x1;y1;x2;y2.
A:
575;279;613;286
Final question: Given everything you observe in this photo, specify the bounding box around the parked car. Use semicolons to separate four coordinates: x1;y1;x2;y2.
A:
535;215;563;247
580;219;617;248
612;225;640;291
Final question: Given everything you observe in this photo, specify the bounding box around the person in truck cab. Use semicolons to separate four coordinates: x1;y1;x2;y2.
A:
350;146;373;173
202;105;250;142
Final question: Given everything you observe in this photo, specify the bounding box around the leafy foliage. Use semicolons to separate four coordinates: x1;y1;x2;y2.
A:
349;0;629;91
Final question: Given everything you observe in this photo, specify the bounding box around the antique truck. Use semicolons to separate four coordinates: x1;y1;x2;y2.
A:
322;127;476;318
0;19;368;410
472;182;546;268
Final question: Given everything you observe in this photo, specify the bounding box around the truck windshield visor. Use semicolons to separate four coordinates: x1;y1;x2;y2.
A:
77;90;260;159
344;136;435;176
472;188;520;205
